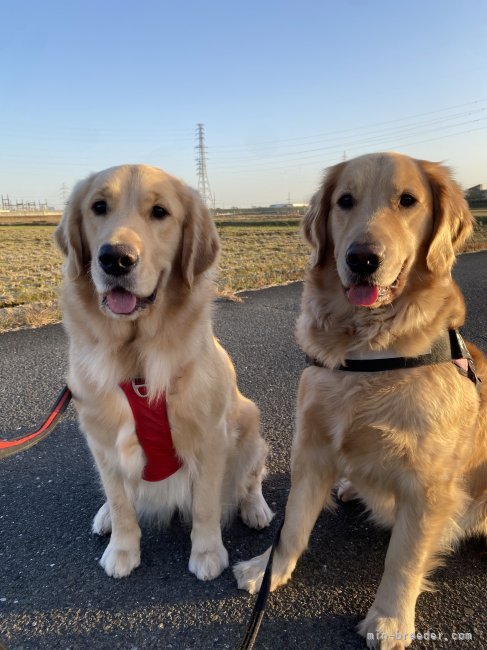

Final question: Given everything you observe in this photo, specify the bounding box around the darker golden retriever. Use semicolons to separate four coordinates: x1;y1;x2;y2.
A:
235;152;487;648
55;164;273;580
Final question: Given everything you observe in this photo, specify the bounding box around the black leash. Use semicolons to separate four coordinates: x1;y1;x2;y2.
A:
0;385;72;459
238;520;284;650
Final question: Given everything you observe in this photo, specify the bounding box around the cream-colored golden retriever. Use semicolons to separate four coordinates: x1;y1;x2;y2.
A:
234;152;487;648
55;164;273;580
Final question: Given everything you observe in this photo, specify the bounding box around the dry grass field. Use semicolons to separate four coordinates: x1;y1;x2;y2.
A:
0;213;486;332
217;219;308;294
0;217;309;331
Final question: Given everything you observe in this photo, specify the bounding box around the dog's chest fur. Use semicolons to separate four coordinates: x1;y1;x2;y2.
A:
309;363;478;494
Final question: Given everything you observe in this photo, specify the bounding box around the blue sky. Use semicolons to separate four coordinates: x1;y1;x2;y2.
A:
1;0;486;208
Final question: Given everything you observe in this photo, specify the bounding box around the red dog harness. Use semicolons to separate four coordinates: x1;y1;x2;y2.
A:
119;379;182;482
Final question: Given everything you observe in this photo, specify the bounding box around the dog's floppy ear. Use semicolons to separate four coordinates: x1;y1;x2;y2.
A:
54;176;92;280
302;162;345;267
179;187;220;288
420;161;473;276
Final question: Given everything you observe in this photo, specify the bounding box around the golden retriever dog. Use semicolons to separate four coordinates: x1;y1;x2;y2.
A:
55;164;273;581
234;152;487;648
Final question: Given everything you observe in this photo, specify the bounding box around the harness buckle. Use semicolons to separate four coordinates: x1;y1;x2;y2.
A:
132;377;148;398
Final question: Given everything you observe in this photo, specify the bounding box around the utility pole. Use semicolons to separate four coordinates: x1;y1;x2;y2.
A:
195;123;214;211
60;183;69;207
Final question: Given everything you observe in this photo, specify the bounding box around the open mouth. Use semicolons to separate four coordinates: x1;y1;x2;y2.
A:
345;273;402;308
102;287;158;316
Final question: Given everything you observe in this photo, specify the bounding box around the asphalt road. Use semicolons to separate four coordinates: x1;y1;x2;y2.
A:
1;251;486;650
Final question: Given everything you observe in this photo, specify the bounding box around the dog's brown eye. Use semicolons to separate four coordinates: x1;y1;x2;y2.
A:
152;205;169;219
92;200;108;215
399;193;417;208
337;193;354;210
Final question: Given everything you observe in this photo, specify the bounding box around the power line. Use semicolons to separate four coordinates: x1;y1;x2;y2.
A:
212;124;487;176
209;108;487;161
2;98;487;206
209;116;487;172
0;124;194;138
208;98;487;152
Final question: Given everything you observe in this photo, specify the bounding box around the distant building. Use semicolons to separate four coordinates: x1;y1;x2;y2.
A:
465;184;487;201
269;203;309;209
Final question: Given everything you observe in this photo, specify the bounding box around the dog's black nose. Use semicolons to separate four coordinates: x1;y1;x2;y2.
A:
98;244;138;276
346;243;383;276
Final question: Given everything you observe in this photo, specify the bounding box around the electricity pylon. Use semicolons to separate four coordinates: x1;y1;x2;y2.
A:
195;123;214;210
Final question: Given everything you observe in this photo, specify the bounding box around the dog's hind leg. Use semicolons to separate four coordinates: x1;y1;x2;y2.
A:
92;500;112;535
336;477;360;502
233;395;274;530
461;464;487;539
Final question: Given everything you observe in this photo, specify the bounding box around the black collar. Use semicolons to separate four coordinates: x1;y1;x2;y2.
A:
309;329;480;388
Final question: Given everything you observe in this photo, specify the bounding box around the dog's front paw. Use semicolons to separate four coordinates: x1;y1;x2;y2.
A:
240;494;274;530
336;478;359;502
358;604;414;649
234;546;294;594
100;540;141;578
92;501;112;535
189;541;229;581
233;548;272;594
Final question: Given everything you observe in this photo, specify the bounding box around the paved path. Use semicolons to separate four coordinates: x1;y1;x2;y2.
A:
1;251;486;649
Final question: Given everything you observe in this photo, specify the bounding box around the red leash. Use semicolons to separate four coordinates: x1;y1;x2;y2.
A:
0;386;72;459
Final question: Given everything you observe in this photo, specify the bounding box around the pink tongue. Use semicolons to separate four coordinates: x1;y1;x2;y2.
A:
347;285;379;307
106;289;137;314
